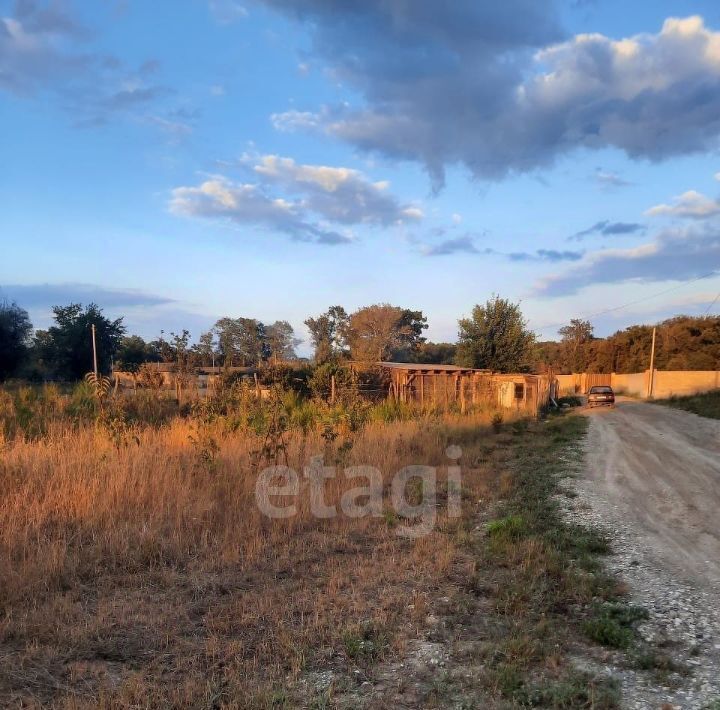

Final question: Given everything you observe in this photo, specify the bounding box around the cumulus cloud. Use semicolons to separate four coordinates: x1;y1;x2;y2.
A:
250;154;422;226
169;178;352;244
170;155;425;244
646;190;720;219
570;220;645;240
262;4;720;183
0;282;176;308
536;224;720;296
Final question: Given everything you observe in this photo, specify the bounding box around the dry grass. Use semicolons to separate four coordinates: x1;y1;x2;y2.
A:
656;389;720;420
0;405;503;707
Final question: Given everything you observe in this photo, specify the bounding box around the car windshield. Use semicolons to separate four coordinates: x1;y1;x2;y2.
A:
590;386;613;394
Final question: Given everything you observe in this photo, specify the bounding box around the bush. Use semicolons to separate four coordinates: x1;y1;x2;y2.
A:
308;362;355;400
258;363;312;395
583;603;648;649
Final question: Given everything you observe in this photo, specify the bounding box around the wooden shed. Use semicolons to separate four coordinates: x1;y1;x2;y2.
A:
378;362;551;416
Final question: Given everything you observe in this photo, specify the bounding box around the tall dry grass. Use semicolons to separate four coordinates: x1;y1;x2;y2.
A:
0;402;504;707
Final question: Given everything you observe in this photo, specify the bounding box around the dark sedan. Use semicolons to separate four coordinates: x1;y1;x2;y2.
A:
587;385;615;408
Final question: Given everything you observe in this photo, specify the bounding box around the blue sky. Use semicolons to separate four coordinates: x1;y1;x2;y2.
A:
3;0;720;353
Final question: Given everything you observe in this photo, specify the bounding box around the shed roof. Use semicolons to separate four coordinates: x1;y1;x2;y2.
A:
378;361;491;373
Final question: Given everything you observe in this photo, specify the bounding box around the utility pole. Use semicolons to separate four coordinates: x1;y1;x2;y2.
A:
647;326;656;399
91;324;98;378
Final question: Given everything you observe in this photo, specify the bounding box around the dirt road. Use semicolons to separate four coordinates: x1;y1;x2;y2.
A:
584;398;720;586
588;400;720;588
577;399;720;707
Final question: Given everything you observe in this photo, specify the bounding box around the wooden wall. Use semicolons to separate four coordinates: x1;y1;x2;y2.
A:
387;369;550;415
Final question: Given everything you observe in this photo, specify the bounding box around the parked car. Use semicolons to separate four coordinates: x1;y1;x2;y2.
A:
587;385;615;408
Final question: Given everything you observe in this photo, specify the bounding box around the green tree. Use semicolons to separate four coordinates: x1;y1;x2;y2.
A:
147;331;176;363
345;304;427;362
116;335;158;374
408;342;457;365
37;303;125;380
0;301;33;380
304;306;348;364
266;320;300;363
192;330;218;367
213;317;268;366
558;319;594;372
455;296;535;372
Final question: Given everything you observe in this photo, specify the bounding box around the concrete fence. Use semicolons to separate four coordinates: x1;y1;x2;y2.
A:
556;370;720;399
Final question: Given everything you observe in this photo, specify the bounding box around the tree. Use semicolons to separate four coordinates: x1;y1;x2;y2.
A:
169;330;192;368
213;317;268;366
0;301;33;380
37;303;125;380
345;304;427;362
192;330;218;367
147;331;176;363
266;320;301;363
533;315;720;373
116;335;158;374
409;342;457;365
304;306;348;364
558;319;594;372
455;296;535;372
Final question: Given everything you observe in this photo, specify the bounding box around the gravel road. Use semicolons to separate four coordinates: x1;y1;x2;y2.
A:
585;399;720;586
569;399;720;708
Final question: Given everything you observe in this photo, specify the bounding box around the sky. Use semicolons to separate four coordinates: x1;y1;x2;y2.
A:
3;0;720;354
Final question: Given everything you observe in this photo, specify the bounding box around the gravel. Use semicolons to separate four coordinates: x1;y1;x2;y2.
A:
561;466;720;709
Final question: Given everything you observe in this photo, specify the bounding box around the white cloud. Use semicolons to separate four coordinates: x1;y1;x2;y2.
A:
536;223;720;296
170;154;423;244
249;154;423;226
169;178;352;245
646;190;720;219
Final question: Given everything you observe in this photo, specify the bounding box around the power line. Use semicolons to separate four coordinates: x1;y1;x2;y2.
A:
704;291;720;316
531;271;719;335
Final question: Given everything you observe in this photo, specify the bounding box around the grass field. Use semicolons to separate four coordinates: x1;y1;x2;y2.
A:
0;384;639;707
656;389;720;420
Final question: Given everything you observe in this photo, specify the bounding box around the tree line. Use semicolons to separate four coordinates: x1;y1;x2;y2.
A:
1;297;718;382
535;316;720;374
